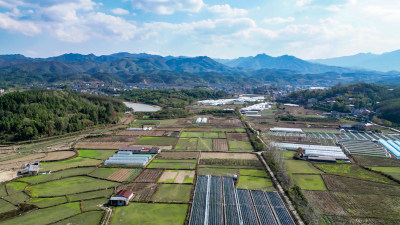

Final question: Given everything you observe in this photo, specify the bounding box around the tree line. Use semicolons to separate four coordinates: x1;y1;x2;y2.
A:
0;90;128;141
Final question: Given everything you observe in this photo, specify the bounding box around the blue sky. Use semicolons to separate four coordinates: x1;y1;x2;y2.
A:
0;0;399;59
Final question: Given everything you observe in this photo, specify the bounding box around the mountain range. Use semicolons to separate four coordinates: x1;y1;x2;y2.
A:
0;52;399;88
310;50;400;72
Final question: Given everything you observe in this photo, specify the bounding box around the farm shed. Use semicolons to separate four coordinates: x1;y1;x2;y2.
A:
18;162;40;176
109;190;134;206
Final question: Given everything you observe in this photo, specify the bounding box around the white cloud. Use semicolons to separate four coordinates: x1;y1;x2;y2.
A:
263;17;295;24
111;8;130;15
296;0;312;8
208;4;247;17
0;12;40;35
132;0;204;15
364;5;400;22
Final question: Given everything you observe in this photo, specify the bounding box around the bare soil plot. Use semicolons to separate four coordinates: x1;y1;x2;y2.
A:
0;153;46;170
107;169;138;182
74;142;133;149
134;169;163;183
322;175;400;195
213;139;229;151
303;191;348;216
208;117;242;127
227;133;249;141
157;152;199;160
41;151;76;161
200;152;257;160
158;170;195;183
117;183;160;202
332;192;400;220
0;170;18;183
84;135;140;142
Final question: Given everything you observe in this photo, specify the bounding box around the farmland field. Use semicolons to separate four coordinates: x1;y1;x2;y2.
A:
3;192;29;205
237;175;275;191
285;160;322;174
292;174;327;190
198;167;239;176
213;138;229;151
107;168;141;182
19;167;96;184
174;138;198;150
147;159;197;169
158;170;195;183
228;141;253;151
0;199;16;214
54;211;104;225
157;151;199;160
77;149;116;160
151;184;192;202
315;164;395;184
90;168;119;179
68;189;114;201
197;138;213;151
353;155;400;167
240;169;268;177
111;203;188;225
134;169;163;182
134;137;178;146
117;183;160;202
28;196;68;208
40;157;102;172
0;202;81;225
28;176;119;197
302;191;348;216
368;167;400;180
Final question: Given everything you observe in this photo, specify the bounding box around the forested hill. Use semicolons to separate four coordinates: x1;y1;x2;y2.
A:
0;90;128;142
283;83;400;125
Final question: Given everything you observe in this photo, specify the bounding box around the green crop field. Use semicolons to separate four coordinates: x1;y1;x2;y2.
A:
0;199;17;214
3;192;29;205
148;159;197;169
81;198;108;211
19;167;96;184
134;137;178;146
174;138;198;150
198;167;239;177
197;138;213;151
237;176;275;191
285;160;322;174
180;132;204;138
315;164;396;184
282;151;296;160
90;168;119;179
6;182;28;194
78;149;116;160
28;176;119;197
228;141;253;152
369;167;400;180
40;157;102;172
292;174;327;191
240;169;268;177
354;155;400;167
0;185;7;197
68;189;114;202
151;184;192;203
28;196;68;208
111;203;188;225
54;211;104;225
0;202;81;225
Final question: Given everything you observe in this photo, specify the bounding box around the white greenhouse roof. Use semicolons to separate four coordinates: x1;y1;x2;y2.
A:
272;142;342;152
270;127;304;133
